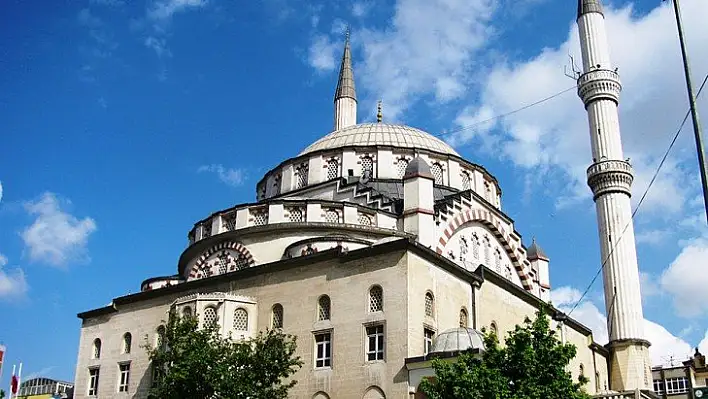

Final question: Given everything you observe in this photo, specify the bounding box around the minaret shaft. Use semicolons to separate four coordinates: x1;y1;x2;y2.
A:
577;2;651;392
333;33;357;131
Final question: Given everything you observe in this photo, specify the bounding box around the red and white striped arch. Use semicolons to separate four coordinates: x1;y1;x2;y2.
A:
189;241;255;280
436;208;533;291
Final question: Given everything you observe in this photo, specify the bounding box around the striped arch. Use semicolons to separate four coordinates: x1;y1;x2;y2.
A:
189;241;255;279
436;208;533;291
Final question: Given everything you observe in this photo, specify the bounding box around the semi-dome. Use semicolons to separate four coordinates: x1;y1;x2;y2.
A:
430;327;486;355
299;123;460;157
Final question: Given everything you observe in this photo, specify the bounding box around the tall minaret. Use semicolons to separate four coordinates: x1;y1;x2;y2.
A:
576;0;651;392
333;31;357;131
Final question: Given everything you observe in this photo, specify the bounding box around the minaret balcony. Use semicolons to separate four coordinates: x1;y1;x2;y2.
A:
586;159;634;199
577;68;621;106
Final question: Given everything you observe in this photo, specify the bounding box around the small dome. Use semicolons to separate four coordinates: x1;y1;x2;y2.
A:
403;157;433;180
430;327;485;355
527;238;549;261
299;123;460;157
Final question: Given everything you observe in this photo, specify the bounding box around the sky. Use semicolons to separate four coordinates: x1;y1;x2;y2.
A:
0;0;707;386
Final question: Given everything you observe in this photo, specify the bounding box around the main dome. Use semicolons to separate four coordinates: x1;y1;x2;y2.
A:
299;123;460;157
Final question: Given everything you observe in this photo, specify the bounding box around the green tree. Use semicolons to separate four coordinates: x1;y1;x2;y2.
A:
145;313;303;399
0;388;5;399
420;306;591;399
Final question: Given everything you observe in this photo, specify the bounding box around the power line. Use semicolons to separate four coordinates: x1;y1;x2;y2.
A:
431;86;577;138
567;72;708;317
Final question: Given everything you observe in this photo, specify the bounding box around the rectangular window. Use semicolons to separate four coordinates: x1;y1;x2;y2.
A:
118;363;130;392
366;325;385;361
653;379;665;395
314;332;332;368
424;328;435;355
88;368;100;397
665;377;688;394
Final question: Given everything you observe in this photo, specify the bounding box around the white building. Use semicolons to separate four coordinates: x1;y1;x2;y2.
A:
73;2;655;398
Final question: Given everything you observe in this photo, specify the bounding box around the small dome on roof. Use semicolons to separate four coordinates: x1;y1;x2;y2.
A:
299;123;460;157
430;327;485;355
403;157;433;180
527;238;549;261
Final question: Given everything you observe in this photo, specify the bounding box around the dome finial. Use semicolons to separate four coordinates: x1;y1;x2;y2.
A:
377;100;383;123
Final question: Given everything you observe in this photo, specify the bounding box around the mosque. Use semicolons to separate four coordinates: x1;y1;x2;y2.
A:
73;1;655;398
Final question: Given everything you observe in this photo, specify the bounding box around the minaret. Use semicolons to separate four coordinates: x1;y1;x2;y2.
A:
576;0;651;392
333;30;357;131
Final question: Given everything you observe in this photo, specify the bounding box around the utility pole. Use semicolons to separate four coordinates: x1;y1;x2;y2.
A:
667;0;708;225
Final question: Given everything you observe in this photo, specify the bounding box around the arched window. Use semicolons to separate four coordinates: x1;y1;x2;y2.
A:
579;364;585;379
92;338;101;359
288;207;304;222
430;162;443;185
122;333;132;354
459;309;468;328
396;158;409;178
182;306;192;318
484;236;491;264
233;308;248;331
459;237;468;261
318;295;331;321
361;156;374;177
272;304;284;329
326;159;339;180
203;307;218;327
490;321;498;336
217;252;229;275
156;325;166;350
296;163;309;188
273;173;282;195
472;233;480;259
358;213;372;226
324;209;340;223
313;392;330;399
424;292;434;318
495;248;502;273
363;385;386;399
461;171;471;190
369;286;383;312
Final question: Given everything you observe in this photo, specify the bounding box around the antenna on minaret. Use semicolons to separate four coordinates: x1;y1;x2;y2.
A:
377;100;383;123
564;53;582;80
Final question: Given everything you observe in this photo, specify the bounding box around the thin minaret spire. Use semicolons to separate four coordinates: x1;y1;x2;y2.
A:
576;0;651;392
333;28;357;131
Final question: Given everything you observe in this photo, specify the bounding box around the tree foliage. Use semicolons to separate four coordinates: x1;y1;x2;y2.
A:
145;313;303;399
420;306;591;399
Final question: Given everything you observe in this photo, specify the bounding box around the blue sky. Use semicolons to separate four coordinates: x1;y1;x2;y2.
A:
1;0;707;385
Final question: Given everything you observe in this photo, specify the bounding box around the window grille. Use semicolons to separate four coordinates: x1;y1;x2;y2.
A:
369;286;383;312
314;332;332;368
459;309;468;328
461;171;471;190
358;213;372;226
272;304;284;329
123;333;132;354
495;249;502;273
201;223;212;239
327;159;339;180
233;308;248;331
361;156;373;177
396;158;409;178
217;252;229;274
459;237;468;260
222;213;237;231
288;208;304;222
296;164;309;188
430;162;443;185
484;237;491;264
665;377;688;394
424;292;434;318
204;307;218;327
88;368;99;397
366;325;385;361
653;380;665;395
252;209;268;226
324;209;340;223
93;339;101;359
424;328;435;355
234;255;249;270
318;296;331;321
118;363;130;392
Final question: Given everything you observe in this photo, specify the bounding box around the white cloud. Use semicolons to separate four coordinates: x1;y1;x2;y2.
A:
699;330;708;354
21;193;97;267
0;254;28;300
635;229;672;245
198;165;246;187
659;237;708;317
148;0;207;22
144;36;172;58
0;180;3;203
77;8;103;29
552;286;694;367
450;1;708;216
308;35;339;72
351;1;372;18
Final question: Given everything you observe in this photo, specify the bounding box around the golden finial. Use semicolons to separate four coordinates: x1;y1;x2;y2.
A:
377;100;383;123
